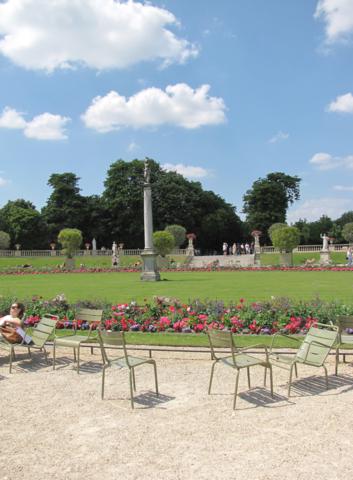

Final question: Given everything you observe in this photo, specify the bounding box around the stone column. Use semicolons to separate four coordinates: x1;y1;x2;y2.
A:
141;159;160;281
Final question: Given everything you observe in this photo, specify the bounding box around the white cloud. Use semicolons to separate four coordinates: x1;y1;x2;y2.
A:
162;163;210;179
0;177;9;187
268;131;289;144
309;152;353;170
327;92;353;113
24;113;70;140
333;185;353;191
82;84;226;132
0;107;27;129
288;197;351;222
315;0;353;43
0;106;70;140
0;0;198;72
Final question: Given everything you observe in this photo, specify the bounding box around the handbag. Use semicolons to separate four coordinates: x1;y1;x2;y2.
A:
0;325;23;344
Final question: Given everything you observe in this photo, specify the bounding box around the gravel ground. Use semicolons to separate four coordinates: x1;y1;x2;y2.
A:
1;346;353;480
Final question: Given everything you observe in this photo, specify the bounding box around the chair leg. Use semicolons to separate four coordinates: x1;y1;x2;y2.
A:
294;363;298;378
129;370;134;409
27;347;32;358
208;361;217;394
268;365;274;398
131;368;136;391
233;370;240;410
288;364;295;397
43;347;49;365
77;347;80;374
247;366;251;389
73;348;76;361
264;366;267;386
153;361;159;395
335;348;339;376
323;365;329;389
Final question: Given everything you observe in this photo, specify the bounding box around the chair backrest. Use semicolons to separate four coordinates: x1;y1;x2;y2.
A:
75;308;103;333
295;324;337;366
336;315;353;342
31;316;58;347
208;329;236;363
97;330;128;365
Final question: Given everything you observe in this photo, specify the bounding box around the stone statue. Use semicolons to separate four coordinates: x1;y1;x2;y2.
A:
112;241;117;254
144;159;150;184
320;233;329;251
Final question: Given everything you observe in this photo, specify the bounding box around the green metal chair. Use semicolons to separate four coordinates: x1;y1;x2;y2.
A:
98;330;159;409
207;329;273;410
0;316;58;373
335;316;353;375
267;323;338;396
53;308;103;373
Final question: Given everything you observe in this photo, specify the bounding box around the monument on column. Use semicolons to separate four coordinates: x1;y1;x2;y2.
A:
141;159;160;281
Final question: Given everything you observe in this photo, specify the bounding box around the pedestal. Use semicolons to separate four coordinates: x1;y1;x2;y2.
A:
140;251;160;281
319;250;331;266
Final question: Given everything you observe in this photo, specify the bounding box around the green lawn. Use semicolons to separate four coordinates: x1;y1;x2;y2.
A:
1;270;353;303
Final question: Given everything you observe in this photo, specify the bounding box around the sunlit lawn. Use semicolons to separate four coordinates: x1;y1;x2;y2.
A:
1;270;353;303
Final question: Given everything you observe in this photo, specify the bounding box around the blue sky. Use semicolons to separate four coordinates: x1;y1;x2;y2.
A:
0;0;353;222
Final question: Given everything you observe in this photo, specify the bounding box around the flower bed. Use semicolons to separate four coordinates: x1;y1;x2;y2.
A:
0;265;353;275
1;294;351;335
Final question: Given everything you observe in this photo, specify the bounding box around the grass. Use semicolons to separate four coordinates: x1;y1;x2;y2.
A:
50;330;302;348
2;270;353;303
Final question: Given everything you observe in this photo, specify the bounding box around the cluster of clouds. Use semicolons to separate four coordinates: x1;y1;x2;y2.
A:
0;83;226;140
315;0;353;43
0;0;198;71
0;107;69;140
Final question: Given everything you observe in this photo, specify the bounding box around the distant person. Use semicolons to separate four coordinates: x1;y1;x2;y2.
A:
347;247;353;267
232;243;237;255
222;242;228;255
112;254;118;267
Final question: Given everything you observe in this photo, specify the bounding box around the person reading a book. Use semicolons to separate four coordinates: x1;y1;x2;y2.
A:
0;302;32;344
0;302;25;328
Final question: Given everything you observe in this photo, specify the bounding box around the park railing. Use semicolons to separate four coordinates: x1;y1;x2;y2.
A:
260;244;349;253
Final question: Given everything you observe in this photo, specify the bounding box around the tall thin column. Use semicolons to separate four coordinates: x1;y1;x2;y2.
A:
140;159;160;281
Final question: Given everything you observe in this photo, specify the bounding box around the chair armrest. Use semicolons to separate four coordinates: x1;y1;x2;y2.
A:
238;344;270;361
300;338;334;362
269;333;302;352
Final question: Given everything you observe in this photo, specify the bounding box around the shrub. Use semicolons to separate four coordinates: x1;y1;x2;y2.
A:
58;228;82;258
153;230;175;257
268;223;287;243
165;224;186;248
271;226;300;253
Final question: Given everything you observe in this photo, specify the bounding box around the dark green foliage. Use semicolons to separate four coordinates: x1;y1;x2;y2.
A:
271;226;300;252
243;172;301;242
0;199;48;248
342;222;353;243
102;159;243;249
153;230;175;256
0;231;10;249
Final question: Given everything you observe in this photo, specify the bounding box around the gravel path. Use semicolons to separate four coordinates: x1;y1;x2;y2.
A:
1;347;353;480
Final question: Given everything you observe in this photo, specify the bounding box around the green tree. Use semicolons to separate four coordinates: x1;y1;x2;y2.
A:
102;159;243;250
243;172;301;242
153;230;175;256
165;225;186;248
306;215;333;244
0;231;10;249
0;200;48;248
42;173;88;239
293;219;311;245
342;223;353;243
58;228;83;258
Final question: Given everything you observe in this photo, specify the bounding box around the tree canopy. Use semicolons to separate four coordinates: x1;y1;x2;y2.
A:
243;172;301;242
